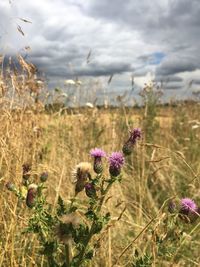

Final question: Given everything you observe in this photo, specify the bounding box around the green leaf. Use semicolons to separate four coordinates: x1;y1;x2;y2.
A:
41;241;57;255
57;195;66;216
85;249;94;260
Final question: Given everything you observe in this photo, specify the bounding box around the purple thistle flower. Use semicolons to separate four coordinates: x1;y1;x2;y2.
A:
129;128;142;143
108;152;125;177
179;198;200;223
180;198;197;214
90;148;106;158
90;148;106;174
122;128;142;156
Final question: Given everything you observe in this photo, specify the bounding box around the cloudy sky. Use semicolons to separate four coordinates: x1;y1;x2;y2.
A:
1;0;200;99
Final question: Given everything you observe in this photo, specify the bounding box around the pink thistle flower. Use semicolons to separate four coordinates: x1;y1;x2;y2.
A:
90;148;106;158
179;198;200;223
108;152;125;177
90;148;106;174
180;198;197;214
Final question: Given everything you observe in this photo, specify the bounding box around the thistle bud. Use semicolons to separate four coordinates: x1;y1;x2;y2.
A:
122;128;141;156
90;148;106;174
40;171;48;182
108;152;125;177
85;183;97;198
22;163;31;180
72;162;92;194
168;200;176;213
94;157;103;174
26;184;38;208
6;182;16;192
122;141;133;156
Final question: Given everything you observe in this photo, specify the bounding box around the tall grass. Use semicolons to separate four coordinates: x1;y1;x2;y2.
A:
0;56;200;266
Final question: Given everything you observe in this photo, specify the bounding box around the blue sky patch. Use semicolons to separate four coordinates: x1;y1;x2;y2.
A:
149;52;166;65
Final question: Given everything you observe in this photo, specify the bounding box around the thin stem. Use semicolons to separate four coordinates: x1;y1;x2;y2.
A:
65;243;70;267
97;181;114;213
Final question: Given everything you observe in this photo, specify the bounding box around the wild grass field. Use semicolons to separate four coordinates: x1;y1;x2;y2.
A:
0;57;200;267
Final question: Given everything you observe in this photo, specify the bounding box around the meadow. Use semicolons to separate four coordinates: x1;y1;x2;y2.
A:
0;57;200;267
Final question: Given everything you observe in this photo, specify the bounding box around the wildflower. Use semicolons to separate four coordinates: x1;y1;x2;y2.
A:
180;198;197;214
122;128;141;156
40;171;48;182
85;183;97;198
26;184;38;208
72;162;92;194
108;152;125;177
179;198;200;223
90;148;106;174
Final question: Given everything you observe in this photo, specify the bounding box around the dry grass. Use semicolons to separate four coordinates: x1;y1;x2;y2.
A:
0;102;199;266
0;56;200;266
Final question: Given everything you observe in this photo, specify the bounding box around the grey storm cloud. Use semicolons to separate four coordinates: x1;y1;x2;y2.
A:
85;0;200;79
158;76;183;83
192;79;200;85
85;0;200;44
39;61;131;78
0;0;200;92
156;57;199;76
163;84;183;90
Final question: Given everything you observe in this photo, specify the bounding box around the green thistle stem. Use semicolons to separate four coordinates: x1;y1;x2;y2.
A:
75;178;114;266
65;243;70;267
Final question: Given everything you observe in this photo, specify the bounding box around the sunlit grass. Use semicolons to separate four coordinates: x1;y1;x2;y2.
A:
0;56;200;266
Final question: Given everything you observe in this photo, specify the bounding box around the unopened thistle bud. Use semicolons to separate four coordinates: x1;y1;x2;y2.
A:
26;184;38;208
22;163;31;180
40;171;48;182
108;152;125;177
168;200;176;213
90;148;106;174
72;162;92;194
122;128;141;156
85;183;97;198
6;182;16;192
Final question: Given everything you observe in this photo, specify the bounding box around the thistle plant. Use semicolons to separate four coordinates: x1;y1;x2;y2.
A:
168;198;200;224
4;126;200;266
5;144;125;266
